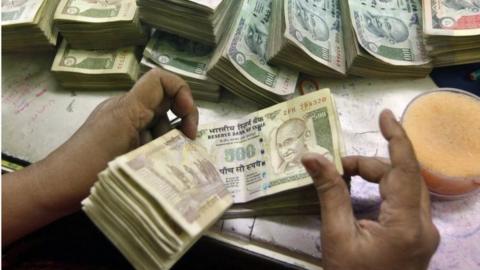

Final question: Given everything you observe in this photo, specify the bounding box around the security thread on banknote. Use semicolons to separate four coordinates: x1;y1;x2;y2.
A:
196;88;343;203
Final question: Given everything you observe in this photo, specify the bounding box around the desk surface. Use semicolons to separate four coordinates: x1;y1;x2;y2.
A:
2;53;479;270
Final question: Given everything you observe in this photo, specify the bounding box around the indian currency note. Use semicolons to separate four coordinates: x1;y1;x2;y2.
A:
189;0;223;10
112;129;233;237
347;0;430;65
196;88;343;203
144;31;214;80
51;40;136;74
54;0;136;22
284;0;346;74
423;0;480;36
227;0;298;96
1;0;43;25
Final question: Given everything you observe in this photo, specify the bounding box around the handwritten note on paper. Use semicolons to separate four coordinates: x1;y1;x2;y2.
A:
2;53;123;162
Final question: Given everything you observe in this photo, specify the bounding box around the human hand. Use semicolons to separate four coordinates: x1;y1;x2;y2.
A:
3;68;199;246
41;68;198;213
301;110;440;270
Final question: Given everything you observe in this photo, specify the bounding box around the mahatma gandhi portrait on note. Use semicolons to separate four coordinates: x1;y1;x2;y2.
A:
271;118;332;174
245;21;269;61
363;11;409;44
64;0;122;16
442;0;480;10
294;0;330;41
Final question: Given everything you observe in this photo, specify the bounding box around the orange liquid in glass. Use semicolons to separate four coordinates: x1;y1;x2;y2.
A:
402;90;480;196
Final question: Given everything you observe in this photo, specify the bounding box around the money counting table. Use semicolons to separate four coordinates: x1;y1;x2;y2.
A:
2;52;479;269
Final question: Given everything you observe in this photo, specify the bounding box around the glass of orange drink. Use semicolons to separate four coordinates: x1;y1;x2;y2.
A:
402;88;480;198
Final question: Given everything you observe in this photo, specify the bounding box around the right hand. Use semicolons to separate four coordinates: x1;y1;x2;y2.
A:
301;110;440;270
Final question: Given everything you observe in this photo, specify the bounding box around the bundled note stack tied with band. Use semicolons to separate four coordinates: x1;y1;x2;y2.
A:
267;0;347;78
137;0;240;45
51;40;140;90
54;0;148;49
2;0;59;52
339;0;432;78
82;89;343;269
141;30;222;102
422;0;480;67
208;0;299;106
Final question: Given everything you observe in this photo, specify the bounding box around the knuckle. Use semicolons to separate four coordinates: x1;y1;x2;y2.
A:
427;223;441;251
314;176;343;195
126;100;154;129
149;67;164;78
401;161;421;176
401;228;422;247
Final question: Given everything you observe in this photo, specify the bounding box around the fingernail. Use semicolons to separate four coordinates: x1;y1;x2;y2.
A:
383;109;397;122
302;156;321;176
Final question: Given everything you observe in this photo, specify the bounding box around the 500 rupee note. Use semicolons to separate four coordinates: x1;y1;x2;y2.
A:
196;89;343;203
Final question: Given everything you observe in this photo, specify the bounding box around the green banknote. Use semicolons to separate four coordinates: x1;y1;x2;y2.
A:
51;41;136;74
144;31;214;80
54;0;136;22
196;89;343;203
1;0;44;25
188;0;223;10
285;0;346;74
227;0;297;96
348;0;429;65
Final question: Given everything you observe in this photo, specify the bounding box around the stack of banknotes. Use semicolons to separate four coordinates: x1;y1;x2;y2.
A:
207;0;299;107
340;0;432;78
54;0;148;49
2;0;59;52
83;89;343;268
267;0;347;78
267;0;434;79
82;129;233;269
142;31;221;102
422;0;480;67
51;41;140;90
223;186;320;219
137;0;240;45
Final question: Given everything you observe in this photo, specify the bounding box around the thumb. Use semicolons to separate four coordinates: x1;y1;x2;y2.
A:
302;153;355;237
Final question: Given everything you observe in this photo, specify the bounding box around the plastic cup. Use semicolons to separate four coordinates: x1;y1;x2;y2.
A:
401;88;480;199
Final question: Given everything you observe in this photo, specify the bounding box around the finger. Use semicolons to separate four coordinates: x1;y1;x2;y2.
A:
127;68;191;110
378;109;422;216
152;115;172;138
126;69;168;110
179;106;199;139
419;178;432;219
139;130;153;145
151;69;197;138
302;153;355;238
127;68;198;138
342;156;390;183
379;109;420;177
